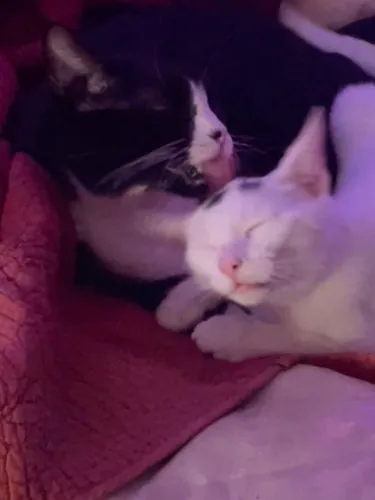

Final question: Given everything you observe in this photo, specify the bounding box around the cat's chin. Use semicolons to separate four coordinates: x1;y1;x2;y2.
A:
227;288;269;308
201;153;237;192
228;283;308;308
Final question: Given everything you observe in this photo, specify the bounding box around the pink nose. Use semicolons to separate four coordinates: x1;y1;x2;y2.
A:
210;129;224;143
218;256;241;279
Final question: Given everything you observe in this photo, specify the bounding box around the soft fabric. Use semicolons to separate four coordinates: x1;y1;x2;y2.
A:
0;2;297;500
111;365;375;500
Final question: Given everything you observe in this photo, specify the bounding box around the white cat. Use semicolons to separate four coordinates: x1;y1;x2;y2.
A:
167;83;375;361
282;0;375;29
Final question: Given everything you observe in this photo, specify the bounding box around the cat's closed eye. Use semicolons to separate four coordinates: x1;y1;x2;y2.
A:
244;222;264;237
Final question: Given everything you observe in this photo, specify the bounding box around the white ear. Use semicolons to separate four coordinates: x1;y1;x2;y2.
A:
267;107;330;198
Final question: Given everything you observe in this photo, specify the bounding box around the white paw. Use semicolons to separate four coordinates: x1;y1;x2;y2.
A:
192;315;251;362
156;277;222;332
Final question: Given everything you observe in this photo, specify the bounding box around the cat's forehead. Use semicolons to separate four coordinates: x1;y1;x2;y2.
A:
111;59;188;88
203;177;277;216
78;57;193;112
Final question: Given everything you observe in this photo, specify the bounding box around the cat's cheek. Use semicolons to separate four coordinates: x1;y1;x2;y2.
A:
186;249;230;296
215;274;232;291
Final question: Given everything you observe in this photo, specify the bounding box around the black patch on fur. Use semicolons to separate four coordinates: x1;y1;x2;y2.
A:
204;188;226;208
239;178;261;191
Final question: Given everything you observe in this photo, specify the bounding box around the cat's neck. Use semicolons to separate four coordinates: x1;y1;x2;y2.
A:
307;202;353;292
287;199;356;307
288;172;372;307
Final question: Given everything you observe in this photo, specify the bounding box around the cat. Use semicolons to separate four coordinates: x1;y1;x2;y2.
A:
43;25;233;280
6;4;375;319
168;83;375;361
6;18;236;312
41;23;234;196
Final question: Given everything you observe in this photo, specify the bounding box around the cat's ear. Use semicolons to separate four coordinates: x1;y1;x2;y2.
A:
267;107;330;198
46;26;114;108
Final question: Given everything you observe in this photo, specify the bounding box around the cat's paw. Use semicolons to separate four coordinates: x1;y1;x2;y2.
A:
192;315;250;362
156;277;222;332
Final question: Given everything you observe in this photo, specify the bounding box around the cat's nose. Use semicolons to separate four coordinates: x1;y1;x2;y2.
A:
210;129;224;142
218;256;241;280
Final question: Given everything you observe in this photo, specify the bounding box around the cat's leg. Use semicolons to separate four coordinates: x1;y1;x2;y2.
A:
280;4;375;79
191;304;345;362
156;277;223;332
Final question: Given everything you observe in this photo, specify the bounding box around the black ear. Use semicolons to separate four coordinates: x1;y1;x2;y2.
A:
46;26;114;109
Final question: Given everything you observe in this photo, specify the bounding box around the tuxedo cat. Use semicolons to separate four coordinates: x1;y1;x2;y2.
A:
6;5;375;316
174;83;375;360
44;26;234;283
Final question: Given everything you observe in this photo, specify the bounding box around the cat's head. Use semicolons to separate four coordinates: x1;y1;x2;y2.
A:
43;26;234;195
184;108;332;306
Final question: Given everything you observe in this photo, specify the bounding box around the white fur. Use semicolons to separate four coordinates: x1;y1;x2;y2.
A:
189;83;233;167
280;4;375;79
71;186;195;280
184;84;375;361
156;277;222;331
282;0;375;29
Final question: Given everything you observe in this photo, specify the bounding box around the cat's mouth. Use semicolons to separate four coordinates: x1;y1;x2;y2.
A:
201;153;237;193
232;281;270;294
160;153;236;197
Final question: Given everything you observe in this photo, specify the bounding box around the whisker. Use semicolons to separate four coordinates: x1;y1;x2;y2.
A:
231;134;255;142
233;144;265;155
233;140;257;148
168;147;189;162
233;144;253;151
150;149;194;189
233;139;253;146
234;148;255;155
95;140;186;190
